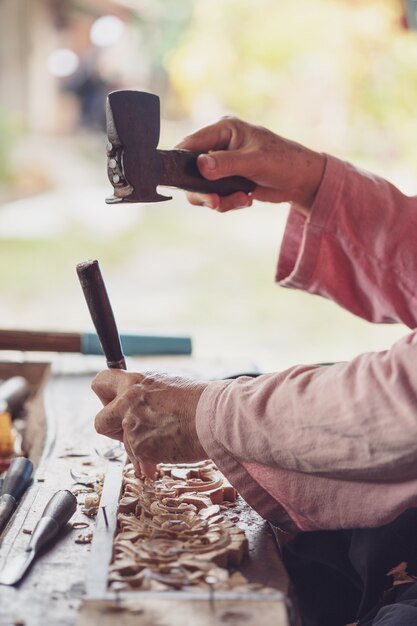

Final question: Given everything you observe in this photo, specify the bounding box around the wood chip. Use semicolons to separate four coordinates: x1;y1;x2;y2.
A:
71;521;90;529
75;532;93;544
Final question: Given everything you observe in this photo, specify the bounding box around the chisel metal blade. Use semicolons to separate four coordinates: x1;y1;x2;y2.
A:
0;457;33;535
0;494;17;534
0;490;77;586
0;549;34;586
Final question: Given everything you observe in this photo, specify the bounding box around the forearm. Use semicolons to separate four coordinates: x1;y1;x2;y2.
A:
278;156;417;327
290;147;326;215
196;330;417;483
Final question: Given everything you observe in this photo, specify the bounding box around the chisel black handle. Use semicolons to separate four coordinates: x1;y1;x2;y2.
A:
1;457;33;499
158;149;255;196
76;260;126;369
28;490;77;553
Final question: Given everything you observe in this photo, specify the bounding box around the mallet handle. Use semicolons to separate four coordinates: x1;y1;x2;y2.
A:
158;149;255;196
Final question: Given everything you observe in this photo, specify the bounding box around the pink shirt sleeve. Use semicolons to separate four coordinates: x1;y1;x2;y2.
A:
277;155;417;326
196;156;417;532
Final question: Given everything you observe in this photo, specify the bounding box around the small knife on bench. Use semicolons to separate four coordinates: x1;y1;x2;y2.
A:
0;490;77;586
0;457;33;535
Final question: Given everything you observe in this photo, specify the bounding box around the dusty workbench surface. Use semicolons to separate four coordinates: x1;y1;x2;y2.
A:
0;357;294;626
0;367;104;626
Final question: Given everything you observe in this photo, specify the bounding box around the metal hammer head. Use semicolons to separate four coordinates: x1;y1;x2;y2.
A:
106;90;171;204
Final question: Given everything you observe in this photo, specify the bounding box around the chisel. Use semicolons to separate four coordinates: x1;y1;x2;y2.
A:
0;376;31;470
0;457;33;535
0;376;30;417
0;490;77;585
76;259;127;370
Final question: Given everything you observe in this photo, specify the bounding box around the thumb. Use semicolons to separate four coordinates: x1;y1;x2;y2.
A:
91;369;126;405
197;150;251;181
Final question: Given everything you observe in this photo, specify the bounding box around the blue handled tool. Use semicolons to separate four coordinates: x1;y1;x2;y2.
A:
0;329;192;356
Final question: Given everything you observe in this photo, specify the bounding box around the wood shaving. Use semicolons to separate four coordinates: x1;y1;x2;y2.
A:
77;471;104;517
59;453;90;458
75;532;93;544
71;521;90;529
82;492;100;517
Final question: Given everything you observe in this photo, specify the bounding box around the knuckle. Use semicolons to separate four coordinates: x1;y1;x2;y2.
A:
91;371;104;391
94;411;105;434
123;386;143;406
220;114;239;124
122;414;135;430
143;371;157;384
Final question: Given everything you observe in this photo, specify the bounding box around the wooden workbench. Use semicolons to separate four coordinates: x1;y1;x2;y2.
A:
0;357;295;626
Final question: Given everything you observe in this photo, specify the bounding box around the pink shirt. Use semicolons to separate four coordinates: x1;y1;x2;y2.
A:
196;155;417;532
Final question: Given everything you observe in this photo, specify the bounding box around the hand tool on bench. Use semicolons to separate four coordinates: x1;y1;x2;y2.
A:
76;259;127;370
0;328;191;356
0;457;33;535
0;489;77;585
105;89;256;204
0;377;31;468
0;376;31;417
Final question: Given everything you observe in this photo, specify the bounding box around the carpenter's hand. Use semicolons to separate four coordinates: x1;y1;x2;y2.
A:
176;117;326;214
92;370;208;478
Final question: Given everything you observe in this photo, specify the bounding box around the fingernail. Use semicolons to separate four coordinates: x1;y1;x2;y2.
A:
200;154;216;170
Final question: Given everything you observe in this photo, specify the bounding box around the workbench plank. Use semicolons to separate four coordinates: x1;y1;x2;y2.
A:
0;372;104;626
78;597;290;626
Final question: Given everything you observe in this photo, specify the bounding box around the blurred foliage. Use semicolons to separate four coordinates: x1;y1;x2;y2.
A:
68;0;195;95
129;2;194;67
166;0;417;171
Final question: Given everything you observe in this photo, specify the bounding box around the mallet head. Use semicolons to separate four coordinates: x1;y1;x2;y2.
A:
106;90;171;204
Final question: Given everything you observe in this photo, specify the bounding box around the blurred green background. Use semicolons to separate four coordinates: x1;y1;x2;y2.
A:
0;0;415;371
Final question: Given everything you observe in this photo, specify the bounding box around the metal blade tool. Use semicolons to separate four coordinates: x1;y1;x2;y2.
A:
0;489;77;586
0;457;33;535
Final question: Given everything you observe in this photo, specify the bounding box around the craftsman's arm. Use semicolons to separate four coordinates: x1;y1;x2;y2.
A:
276;154;417;327
180;119;417;326
194;153;417;530
93;146;417;532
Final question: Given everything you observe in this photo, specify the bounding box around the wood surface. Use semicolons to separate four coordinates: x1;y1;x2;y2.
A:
78;596;290;626
0;357;295;626
0;330;81;353
0;364;105;626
